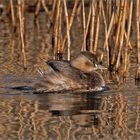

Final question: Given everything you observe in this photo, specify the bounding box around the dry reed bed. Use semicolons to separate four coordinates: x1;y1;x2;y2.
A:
0;0;140;80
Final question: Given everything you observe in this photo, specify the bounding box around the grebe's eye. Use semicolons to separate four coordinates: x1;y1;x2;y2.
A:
95;64;98;68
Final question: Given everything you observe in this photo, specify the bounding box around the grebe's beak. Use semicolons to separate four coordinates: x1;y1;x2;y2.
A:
95;64;107;70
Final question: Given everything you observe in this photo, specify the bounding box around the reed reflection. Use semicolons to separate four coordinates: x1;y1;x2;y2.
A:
0;91;139;139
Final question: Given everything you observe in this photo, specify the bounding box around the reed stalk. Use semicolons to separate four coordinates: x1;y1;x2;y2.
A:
123;0;133;76
50;0;56;22
81;1;91;51
18;0;27;69
35;0;41;18
106;0;112;26
101;11;114;65
81;0;86;51
53;0;61;59
136;0;140;80
93;1;101;53
115;1;119;15
35;15;41;35
111;0;124;66
76;2;81;23
57;2;62;60
40;0;51;22
41;0;49;15
115;0;127;70
124;31;132;50
35;0;50;21
89;0;96;52
100;0;109;64
34;0;41;34
68;0;79;32
63;0;71;60
10;0;16;27
60;0;79;53
124;0;133;50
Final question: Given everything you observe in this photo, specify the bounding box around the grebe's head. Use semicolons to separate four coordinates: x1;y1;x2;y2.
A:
71;51;106;73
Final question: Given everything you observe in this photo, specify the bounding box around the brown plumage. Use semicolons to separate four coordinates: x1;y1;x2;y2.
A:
33;51;105;93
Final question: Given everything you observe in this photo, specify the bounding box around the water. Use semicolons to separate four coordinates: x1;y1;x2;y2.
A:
0;9;140;140
0;85;139;140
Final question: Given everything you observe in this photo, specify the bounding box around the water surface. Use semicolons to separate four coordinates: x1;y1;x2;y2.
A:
0;8;140;140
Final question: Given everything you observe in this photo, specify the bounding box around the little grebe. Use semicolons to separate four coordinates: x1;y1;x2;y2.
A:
34;51;106;93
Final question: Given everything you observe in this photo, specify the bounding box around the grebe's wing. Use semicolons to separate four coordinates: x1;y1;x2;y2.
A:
47;60;83;79
47;60;71;72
